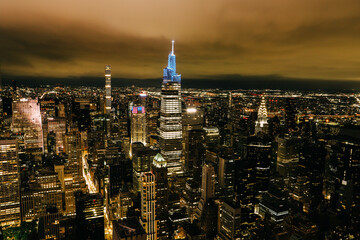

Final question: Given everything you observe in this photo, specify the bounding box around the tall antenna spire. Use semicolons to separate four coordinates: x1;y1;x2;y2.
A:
172;40;175;55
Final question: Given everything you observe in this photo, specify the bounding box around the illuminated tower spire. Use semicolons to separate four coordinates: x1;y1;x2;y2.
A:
164;41;180;83
255;96;269;135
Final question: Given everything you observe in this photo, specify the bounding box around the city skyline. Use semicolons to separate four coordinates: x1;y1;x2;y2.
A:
1;1;360;240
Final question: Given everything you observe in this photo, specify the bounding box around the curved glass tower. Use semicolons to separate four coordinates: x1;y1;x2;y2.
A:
159;41;183;175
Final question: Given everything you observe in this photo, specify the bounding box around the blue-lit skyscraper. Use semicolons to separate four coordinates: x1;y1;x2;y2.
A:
159;41;183;175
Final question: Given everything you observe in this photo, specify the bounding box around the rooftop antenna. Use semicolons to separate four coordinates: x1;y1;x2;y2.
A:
172;40;175;55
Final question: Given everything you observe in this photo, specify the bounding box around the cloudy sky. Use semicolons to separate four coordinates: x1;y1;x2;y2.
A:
1;0;360;83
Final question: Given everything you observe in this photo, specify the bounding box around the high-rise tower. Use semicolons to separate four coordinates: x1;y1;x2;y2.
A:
159;41;183;175
140;172;157;240
12;98;44;151
195;163;215;219
151;153;169;239
0;139;20;227
105;65;111;115
254;96;268;135
131;106;147;146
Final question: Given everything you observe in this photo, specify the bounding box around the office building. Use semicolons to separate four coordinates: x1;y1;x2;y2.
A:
113;217;146;240
47;117;66;155
259;182;289;223
12;98;43;151
75;191;104;240
151;153;169;239
0;139;20;227
183;107;204;131
131;106;147;146
218;153;237;199
285;97;297;132
140;172;157;240
196;163;215;219
276;136;300;176
21;168;63;222
38;206;61;240
131;142;158;192
184;129;205;179
217;200;242;240
203;127;220;149
159;40;183;174
246;142;272;194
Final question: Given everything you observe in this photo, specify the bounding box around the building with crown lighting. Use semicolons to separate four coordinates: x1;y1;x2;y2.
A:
255;96;269;135
159;41;183;175
131;106;147;146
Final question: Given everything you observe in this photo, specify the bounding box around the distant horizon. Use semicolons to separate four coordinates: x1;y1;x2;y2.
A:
2;74;360;91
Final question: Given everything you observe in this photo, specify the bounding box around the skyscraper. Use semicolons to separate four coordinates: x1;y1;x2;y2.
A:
246;143;272;194
255;96;268;135
0;139;20;227
159;40;183;174
131;106;147;145
105;65;111;115
196;163;215;219
75;191;104;240
12;98;44;151
151;153;169;239
285;97;297;132
218;200;242;239
184;129;205;180
105;65;112;138
47;117;66;155
276;136;300;176
132;142;158;192
140;172;157;240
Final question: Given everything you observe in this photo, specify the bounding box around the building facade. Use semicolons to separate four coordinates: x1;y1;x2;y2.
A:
151;153;169;239
131;106;147;146
140;172;157;240
0;139;20;227
12;98;44;151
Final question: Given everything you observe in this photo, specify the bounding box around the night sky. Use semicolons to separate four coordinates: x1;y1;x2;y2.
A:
1;0;360;88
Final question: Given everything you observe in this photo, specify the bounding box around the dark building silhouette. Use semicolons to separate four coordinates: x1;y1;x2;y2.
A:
285;98;297;132
151;153;169;239
112;217;146;240
108;158;132;199
75;191;104;240
184;129;205;181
